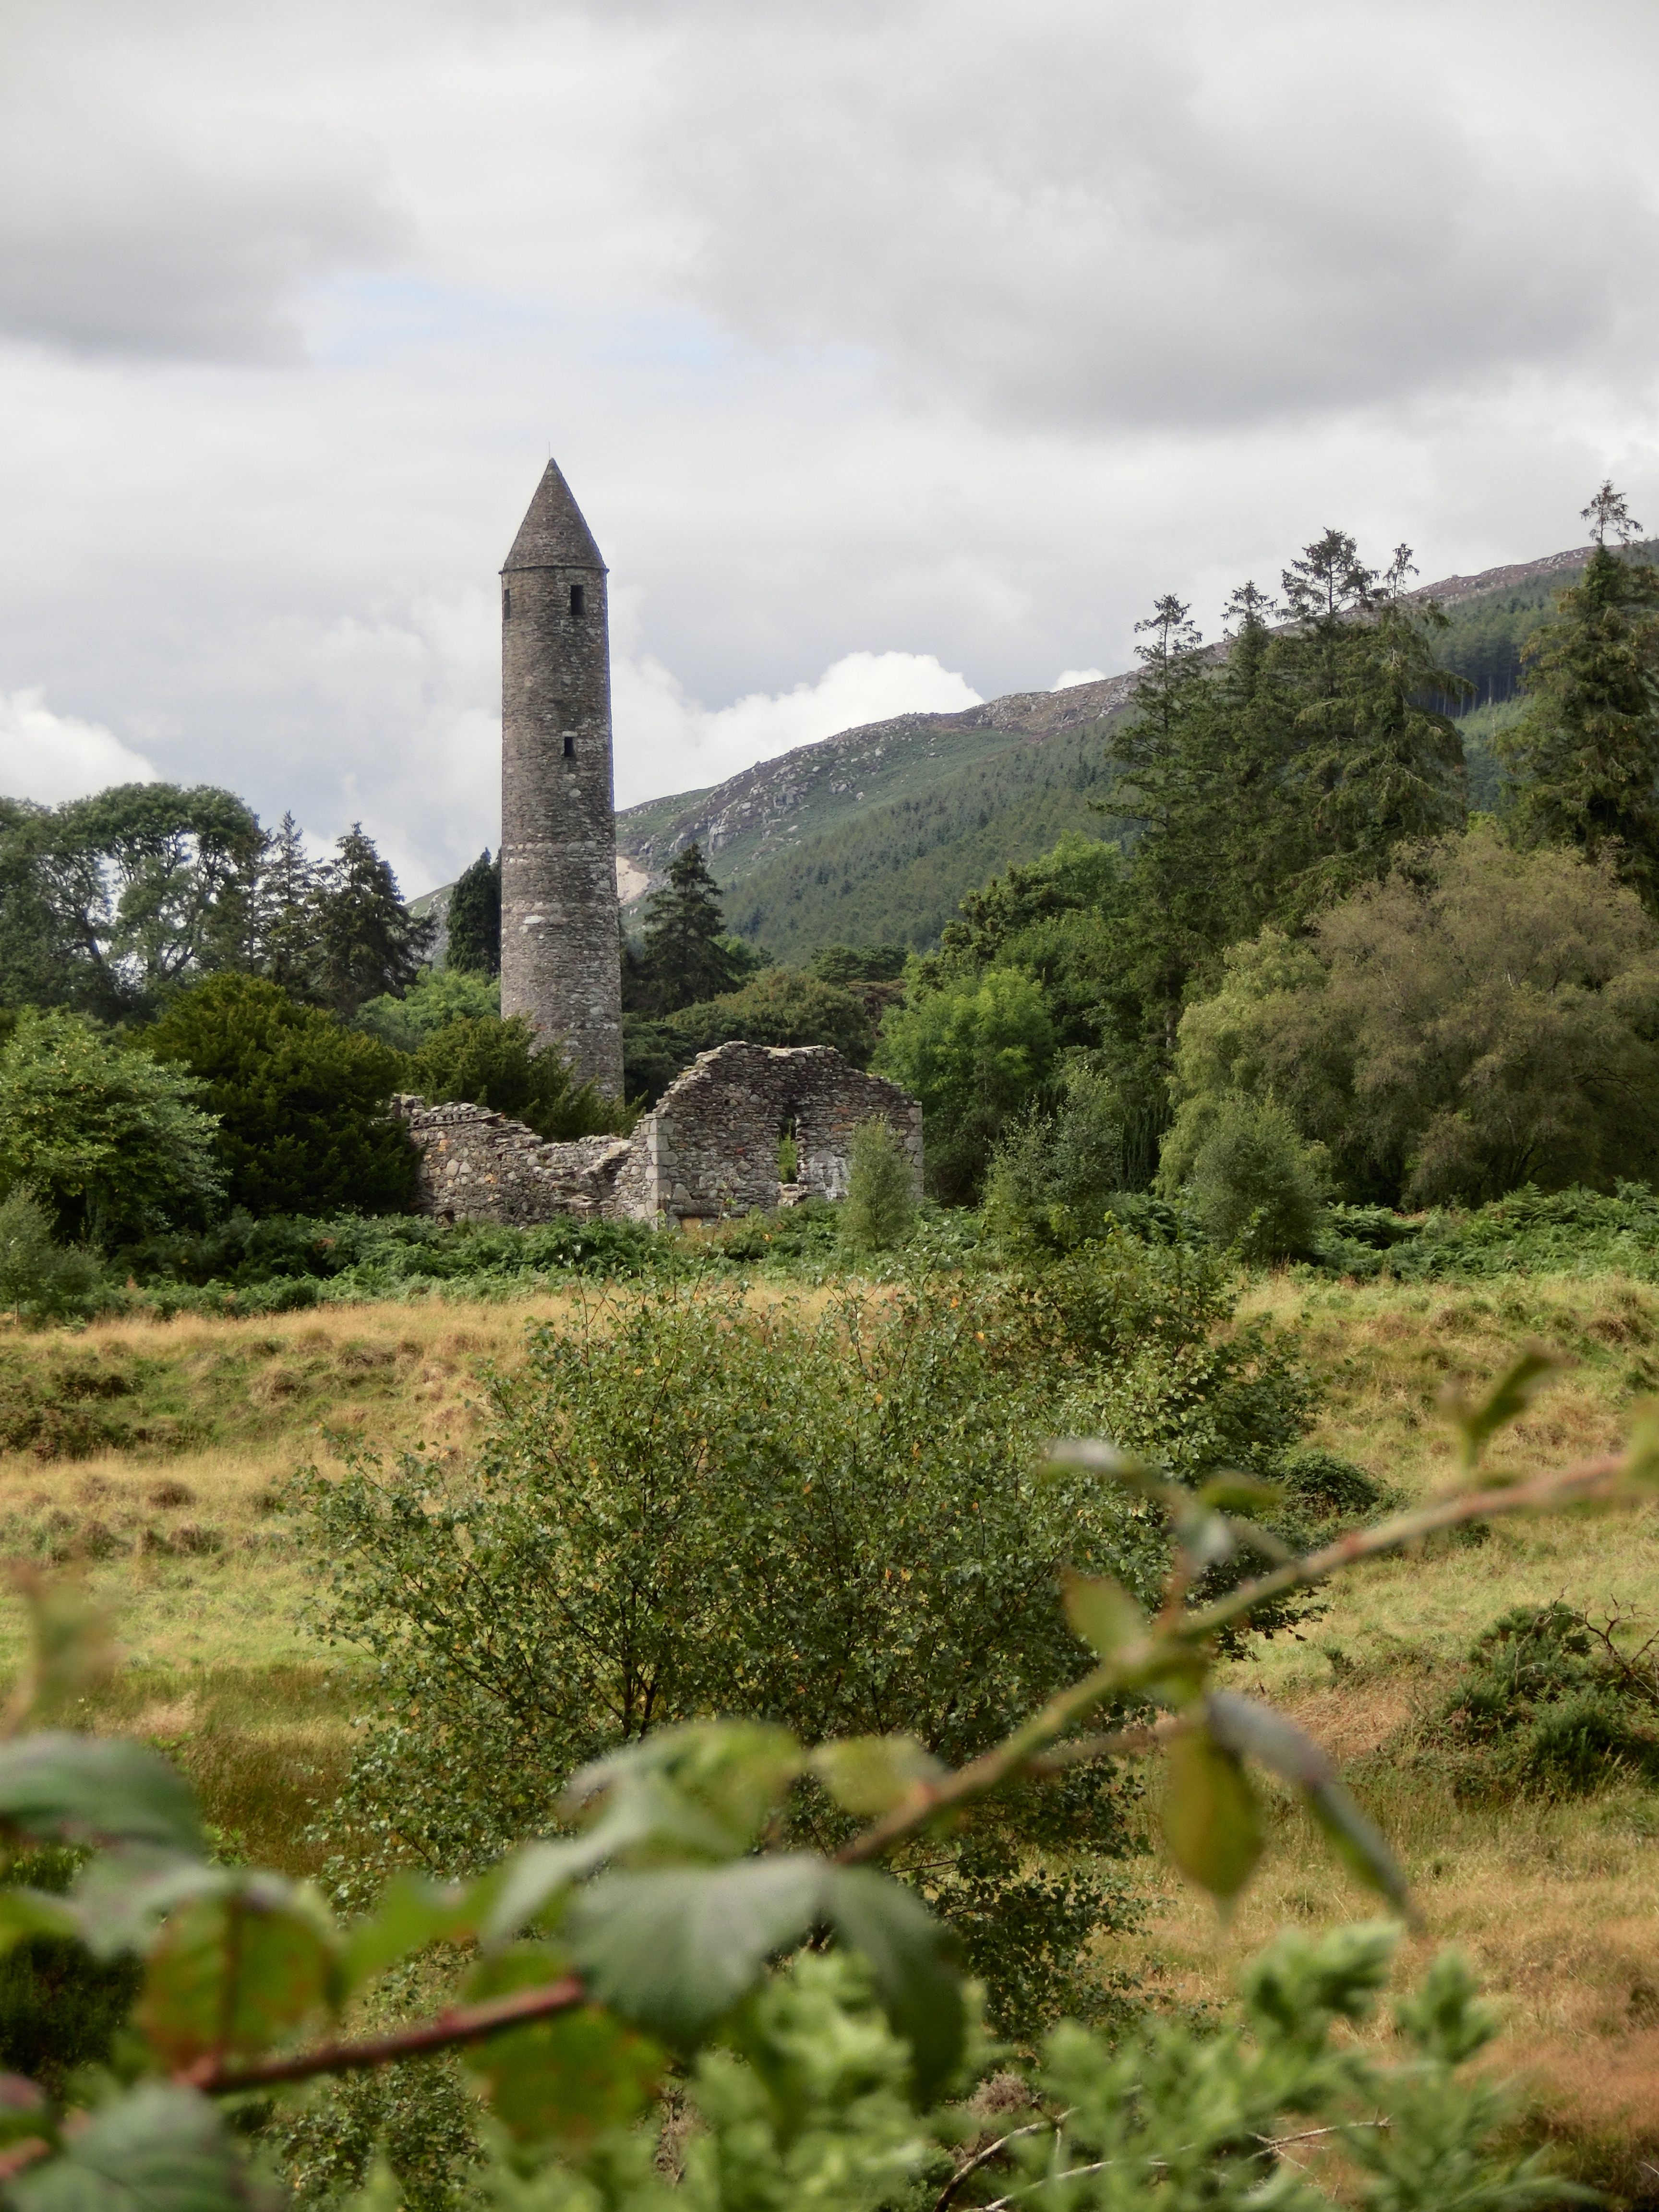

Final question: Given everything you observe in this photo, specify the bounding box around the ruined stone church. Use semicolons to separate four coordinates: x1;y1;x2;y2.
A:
399;460;922;1227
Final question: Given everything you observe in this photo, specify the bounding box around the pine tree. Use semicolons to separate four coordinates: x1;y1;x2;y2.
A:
446;849;501;976
252;813;324;998
1497;483;1659;909
638;842;739;1012
312;825;434;1019
1277;537;1467;905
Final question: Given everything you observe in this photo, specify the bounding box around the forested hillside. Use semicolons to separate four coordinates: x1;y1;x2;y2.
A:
616;538;1623;960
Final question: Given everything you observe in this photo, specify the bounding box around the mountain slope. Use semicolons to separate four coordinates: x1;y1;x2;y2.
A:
612;540;1599;959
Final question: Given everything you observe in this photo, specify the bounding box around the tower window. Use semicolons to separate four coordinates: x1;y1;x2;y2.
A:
563;732;575;758
503;588;512;618
569;583;585;617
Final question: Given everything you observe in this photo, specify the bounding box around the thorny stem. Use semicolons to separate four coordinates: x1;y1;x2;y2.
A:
180;1975;587;2094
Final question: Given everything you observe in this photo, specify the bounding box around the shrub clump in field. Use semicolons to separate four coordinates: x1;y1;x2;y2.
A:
295;1247;1331;2041
838;1117;917;1253
1415;1600;1659;1801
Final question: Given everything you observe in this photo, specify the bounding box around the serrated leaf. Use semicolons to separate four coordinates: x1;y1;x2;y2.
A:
1059;1570;1144;1661
0;1737;203;1855
1198;1473;1284;1515
136;1878;338;2067
1162;1724;1262;1904
1440;1348;1559;1476
566;1854;824;2042
9;2084;251;2212
808;1736;945;1817
821;1865;964;2102
461;1945;659;2144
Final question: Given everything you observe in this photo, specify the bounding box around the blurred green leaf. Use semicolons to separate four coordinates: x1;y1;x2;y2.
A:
2;1571;114;1736
1198;1473;1284;1515
9;2084;249;2212
1162;1724;1262;1904
0;1736;203;1855
561;1721;803;1869
821;1865;964;2103
461;1946;659;2144
1060;1569;1144;1661
1440;1349;1559;1477
136;1878;338;2068
566;1855;824;2042
808;1736;944;1817
1304;1782;1416;1923
0;1887;80;1958
1205;1691;1414;1920
340;1872;478;1994
68;1850;228;1960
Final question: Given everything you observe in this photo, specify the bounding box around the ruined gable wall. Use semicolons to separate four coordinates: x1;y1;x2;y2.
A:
634;1043;923;1224
394;1044;922;1228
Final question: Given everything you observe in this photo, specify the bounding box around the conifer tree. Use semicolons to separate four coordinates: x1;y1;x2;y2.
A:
638;841;739;1012
252;812;324;998
1277;537;1467;905
1497;481;1659;909
312;825;434;1018
446;848;502;976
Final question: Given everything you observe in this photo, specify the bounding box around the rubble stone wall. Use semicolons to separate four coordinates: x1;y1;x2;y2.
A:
393;1043;922;1228
390;1097;633;1225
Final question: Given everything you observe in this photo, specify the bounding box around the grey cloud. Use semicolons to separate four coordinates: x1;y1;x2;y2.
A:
0;15;408;359
621;0;1659;429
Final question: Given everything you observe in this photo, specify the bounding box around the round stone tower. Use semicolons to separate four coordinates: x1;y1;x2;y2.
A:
499;459;625;1097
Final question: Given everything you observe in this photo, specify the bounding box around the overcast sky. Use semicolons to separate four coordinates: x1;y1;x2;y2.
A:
2;0;1657;893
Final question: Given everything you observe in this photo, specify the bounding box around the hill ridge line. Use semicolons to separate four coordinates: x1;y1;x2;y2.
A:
613;541;1594;878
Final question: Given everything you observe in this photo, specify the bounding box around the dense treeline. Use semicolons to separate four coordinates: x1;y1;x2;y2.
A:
878;493;1659;1218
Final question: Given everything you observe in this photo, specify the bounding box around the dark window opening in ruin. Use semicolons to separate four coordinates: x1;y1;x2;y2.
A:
563;732;575;758
503;589;511;618
569;583;585;616
777;1114;799;1185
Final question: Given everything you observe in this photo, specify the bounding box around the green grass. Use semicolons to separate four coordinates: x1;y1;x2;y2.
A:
11;1250;1659;2188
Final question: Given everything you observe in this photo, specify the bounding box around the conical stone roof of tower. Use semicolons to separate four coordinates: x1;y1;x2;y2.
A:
502;458;606;572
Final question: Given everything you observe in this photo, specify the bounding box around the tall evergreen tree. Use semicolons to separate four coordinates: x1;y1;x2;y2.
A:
252;813;324;998
446;848;502;976
1496;483;1659;909
638;842;739;1012
1276;537;1467;905
312;825;434;1019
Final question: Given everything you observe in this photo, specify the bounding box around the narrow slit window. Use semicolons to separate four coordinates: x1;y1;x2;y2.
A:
503;588;512;618
569;583;585;617
563;732;575;758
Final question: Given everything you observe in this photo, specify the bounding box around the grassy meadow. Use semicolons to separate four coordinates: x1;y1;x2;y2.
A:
5;1268;1659;2192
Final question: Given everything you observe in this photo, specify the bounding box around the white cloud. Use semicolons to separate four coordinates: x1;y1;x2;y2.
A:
1052;668;1106;692
612;651;983;808
0;689;156;806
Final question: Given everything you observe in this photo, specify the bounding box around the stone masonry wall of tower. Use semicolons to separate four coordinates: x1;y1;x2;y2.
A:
499;460;626;1097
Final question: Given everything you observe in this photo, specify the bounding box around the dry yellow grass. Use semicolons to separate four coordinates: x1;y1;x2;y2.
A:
8;1271;1659;2187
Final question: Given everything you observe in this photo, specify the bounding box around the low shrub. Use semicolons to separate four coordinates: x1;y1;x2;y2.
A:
839;1117;917;1254
1179;1096;1331;1262
1411;1600;1659;1801
984;1070;1124;1252
0;1190;105;1322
